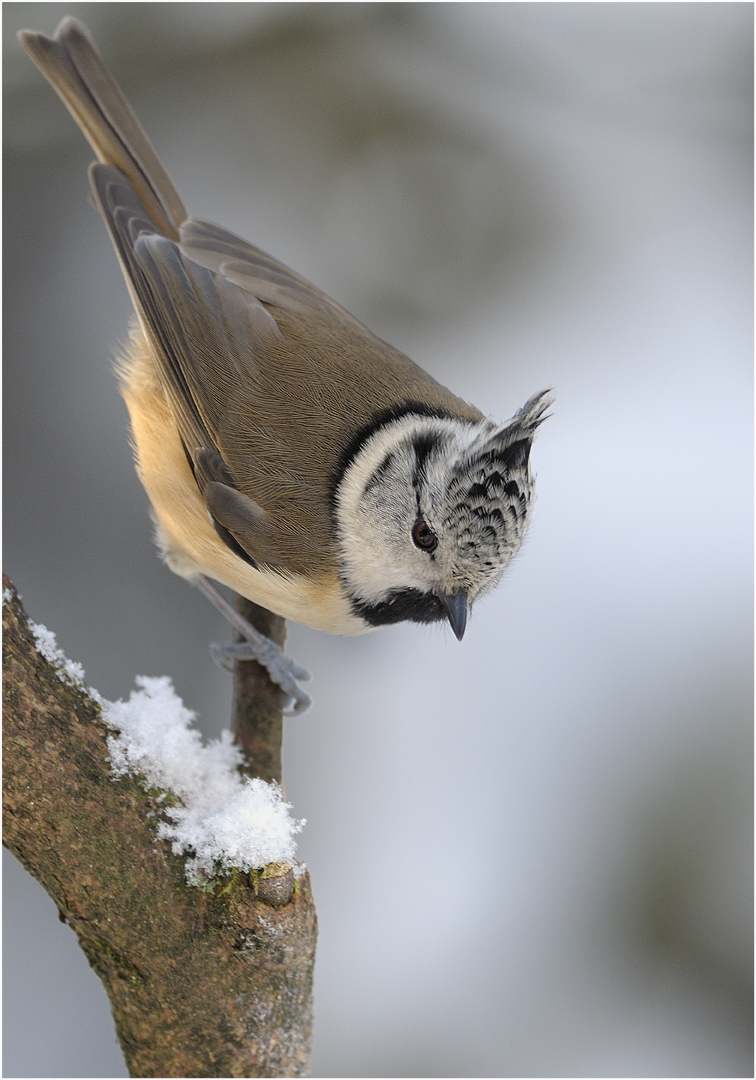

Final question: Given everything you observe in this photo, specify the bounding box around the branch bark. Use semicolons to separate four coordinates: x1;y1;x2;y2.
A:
232;596;287;786
2;576;316;1078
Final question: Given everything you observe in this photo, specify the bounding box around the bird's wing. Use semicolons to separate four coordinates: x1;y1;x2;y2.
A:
91;162;290;567
178;217;372;335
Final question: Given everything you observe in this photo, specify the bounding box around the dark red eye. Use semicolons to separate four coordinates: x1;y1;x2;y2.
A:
412;519;438;552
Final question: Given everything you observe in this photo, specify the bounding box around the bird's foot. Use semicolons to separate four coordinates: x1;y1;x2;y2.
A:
195;575;311;716
210;638;311;715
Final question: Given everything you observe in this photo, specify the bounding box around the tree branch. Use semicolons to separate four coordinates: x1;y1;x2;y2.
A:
232;596;287;786
2;576;316;1078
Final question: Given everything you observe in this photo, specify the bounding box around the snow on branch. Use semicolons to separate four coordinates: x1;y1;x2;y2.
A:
106;676;304;883
4;589;305;886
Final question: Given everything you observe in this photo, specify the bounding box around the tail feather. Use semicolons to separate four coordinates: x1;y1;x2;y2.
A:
18;16;186;239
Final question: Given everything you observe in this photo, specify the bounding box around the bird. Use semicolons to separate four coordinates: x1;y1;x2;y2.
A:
19;17;552;715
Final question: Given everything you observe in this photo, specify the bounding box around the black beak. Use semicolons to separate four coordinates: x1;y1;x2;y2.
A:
438;591;468;641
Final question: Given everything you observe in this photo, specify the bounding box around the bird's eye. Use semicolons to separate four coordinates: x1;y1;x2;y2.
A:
412;519;438;552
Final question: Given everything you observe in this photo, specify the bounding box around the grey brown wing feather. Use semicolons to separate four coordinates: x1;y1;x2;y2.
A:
91;163;279;567
179;219;373;333
90;165;212;453
192;448;277;567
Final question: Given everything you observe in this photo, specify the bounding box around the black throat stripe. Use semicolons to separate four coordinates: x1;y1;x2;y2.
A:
350;588;446;627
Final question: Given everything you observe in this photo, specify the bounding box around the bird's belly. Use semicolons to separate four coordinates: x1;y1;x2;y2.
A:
118;329;369;636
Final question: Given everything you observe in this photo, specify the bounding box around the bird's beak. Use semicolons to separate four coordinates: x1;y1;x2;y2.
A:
437;590;468;641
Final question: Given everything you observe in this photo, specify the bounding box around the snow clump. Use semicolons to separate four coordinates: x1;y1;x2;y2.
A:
104;676;304;884
22;617;303;885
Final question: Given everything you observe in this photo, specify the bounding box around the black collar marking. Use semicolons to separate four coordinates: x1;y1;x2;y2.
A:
350;587;446;627
330;402;455;505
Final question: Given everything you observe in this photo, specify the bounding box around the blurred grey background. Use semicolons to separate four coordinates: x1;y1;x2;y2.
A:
3;3;752;1077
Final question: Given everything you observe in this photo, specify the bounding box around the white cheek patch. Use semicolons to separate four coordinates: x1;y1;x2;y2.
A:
334;414;495;603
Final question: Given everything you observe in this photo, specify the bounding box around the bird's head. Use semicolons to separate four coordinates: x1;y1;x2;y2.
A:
335;389;553;637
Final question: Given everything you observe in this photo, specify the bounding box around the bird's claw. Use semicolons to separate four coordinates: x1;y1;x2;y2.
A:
210;639;312;716
210;640;250;672
194;575;311;714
